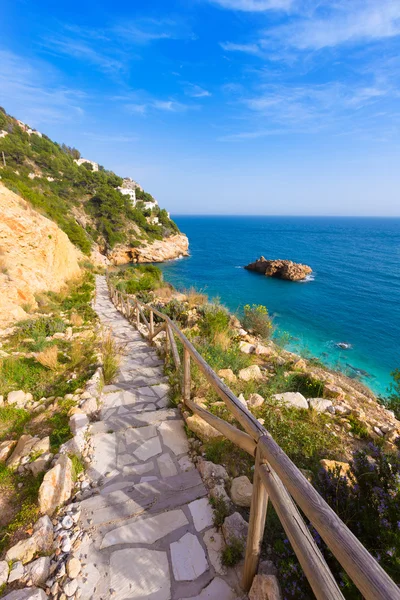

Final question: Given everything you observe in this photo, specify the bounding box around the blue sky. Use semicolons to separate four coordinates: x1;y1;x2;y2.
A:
1;0;400;216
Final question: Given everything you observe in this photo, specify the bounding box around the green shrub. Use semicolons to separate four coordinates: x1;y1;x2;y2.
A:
347;415;370;439
15;316;66;341
288;373;325;398
198;304;230;342
221;537;244;566
200;342;252;373
242;304;273;339
210;495;231;527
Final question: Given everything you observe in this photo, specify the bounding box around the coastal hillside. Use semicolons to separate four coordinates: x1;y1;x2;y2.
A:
0;184;82;326
0;107;188;265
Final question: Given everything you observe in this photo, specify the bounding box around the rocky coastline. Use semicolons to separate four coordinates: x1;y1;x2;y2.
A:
107;233;189;266
245;256;312;281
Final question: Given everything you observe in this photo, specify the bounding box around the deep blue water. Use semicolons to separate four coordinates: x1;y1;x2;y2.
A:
158;216;400;395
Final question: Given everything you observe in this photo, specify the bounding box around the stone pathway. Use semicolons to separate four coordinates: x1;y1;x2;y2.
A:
73;276;243;600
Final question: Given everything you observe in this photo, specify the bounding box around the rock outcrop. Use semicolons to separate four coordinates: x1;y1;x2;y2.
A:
0;183;81;326
245;256;312;281
108;233;189;265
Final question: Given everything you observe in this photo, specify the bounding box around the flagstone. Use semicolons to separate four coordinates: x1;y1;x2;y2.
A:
101;509;188;548
110;548;170;600
181;578;236;600
157;453;178;478
189;497;214;532
133;436;162;461
158;420;189;455
170;533;208;581
125;425;157;446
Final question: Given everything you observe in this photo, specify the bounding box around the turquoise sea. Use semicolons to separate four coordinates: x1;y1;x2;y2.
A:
158;216;400;396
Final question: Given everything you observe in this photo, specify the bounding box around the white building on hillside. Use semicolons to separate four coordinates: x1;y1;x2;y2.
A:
117;186;137;206
74;158;99;172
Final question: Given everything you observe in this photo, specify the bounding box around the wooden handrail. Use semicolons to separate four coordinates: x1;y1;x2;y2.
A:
105;273;400;600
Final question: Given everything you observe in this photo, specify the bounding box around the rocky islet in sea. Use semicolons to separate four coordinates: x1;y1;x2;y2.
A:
244;256;312;281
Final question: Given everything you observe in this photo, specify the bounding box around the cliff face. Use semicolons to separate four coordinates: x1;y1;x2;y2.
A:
0;183;81;326
108;233;189;265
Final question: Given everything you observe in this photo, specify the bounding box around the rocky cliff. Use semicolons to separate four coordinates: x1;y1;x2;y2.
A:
0;183;81;326
245;257;312;281
108;233;189;265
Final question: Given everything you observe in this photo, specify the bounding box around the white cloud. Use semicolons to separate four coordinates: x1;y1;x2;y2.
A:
126;99;192;114
210;0;293;11
265;0;400;50
220;42;261;55
42;37;125;74
0;49;85;126
184;84;211;98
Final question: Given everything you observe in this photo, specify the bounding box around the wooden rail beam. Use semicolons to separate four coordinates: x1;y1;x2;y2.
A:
258;462;345;600
259;435;400;600
167;325;181;370
185;397;256;456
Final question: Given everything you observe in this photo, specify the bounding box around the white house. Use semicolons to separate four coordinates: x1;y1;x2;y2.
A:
143;200;158;210
74;158;99;172
117;186;137;206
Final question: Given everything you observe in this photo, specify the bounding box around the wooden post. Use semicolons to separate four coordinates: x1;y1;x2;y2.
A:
149;310;154;338
1;151;5;167
242;446;269;592
183;347;191;405
136;303;140;328
165;324;170;358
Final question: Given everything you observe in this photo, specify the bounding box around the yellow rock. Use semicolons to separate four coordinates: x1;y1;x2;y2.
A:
0;183;81;326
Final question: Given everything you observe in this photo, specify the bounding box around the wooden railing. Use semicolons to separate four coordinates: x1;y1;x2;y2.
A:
106;273;400;600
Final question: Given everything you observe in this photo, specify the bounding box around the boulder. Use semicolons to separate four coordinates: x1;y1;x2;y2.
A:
239;341;256;354
5;515;53;564
222;512;249;546
210;484;232;507
323;383;345;400
308;398;333;413
230;476;253;507
255;344;274;356
28;452;53;476
59;431;86;457
217;369;237;383
0;439;16;462
193;397;208;409
320;459;351;479
31;436;50;455
0;560;9;587
249;574;282;600
186;414;223;442
248;393;265;409
80;396;97;416
335;404;351;416
38;454;73;515
24;556;50;586
7;434;40;468
238;365;263;382
197;459;229;484
8;561;24;583
2;589;48;600
292;359;307;371
273;392;308;410
66;557;81;579
7;390;32;407
69;411;89;434
245;257;312;281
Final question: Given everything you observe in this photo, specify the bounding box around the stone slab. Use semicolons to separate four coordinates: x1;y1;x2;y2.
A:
101;509;189;548
170;532;208;581
110;548;170;600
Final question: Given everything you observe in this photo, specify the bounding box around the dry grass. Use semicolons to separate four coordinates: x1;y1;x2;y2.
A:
36;345;59;370
100;331;123;384
70;310;84;327
213;331;231;350
185;287;208;308
154;286;173;300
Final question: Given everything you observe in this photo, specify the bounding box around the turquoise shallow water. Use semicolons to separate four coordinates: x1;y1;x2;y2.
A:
158;216;400;396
